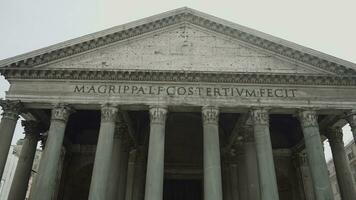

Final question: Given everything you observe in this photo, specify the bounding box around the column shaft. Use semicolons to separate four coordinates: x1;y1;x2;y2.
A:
222;162;232;200
298;110;333;200
327;128;356;200
144;106;167;200
230;163;240;200
32;104;72;200
7;121;40;200
132;146;147;200
107;116;130;200
297;153;315;200
88;105;118;200
202;106;223;200
125;150;137;200
118;144;130;200
242;126;261;200
0;100;22;178
251;108;279;200
237;150;248;200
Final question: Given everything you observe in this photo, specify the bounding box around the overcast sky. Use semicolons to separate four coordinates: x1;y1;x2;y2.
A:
0;0;356;161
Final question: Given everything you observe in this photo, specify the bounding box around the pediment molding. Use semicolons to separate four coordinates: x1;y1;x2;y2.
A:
0;8;355;76
1;68;355;86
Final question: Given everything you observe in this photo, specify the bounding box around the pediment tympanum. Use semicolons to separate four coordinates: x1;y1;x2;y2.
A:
1;8;356;111
41;25;324;75
0;7;355;77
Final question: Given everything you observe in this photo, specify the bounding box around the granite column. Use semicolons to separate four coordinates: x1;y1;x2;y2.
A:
0;100;22;178
326;127;356;200
202;106;223;200
32;104;72;200
132;146;147;200
298;110;333;200
251;108;279;200
242;126;260;200
7;121;41;200
88;104;118;200
144;106;167;200
107;114;131;200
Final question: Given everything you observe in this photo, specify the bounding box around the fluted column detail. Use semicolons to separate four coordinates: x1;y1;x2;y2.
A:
8;120;42;200
144;106;167;200
32;104;73;200
251;108;279;200
89;104;118;200
326;127;356;200
202;106;223;200
0;100;23;178
298;110;333;200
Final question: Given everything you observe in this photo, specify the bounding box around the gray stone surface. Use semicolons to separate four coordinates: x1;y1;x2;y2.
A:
7;121;39;200
88;105;118;200
44;25;322;75
0;7;355;200
0;100;21;179
144;106;167;200
31;105;72;200
326;128;356;200
202;106;223;200
251;108;279;200
243;136;260;200
299;110;334;200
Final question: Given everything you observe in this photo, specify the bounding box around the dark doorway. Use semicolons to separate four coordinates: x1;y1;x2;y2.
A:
163;179;202;200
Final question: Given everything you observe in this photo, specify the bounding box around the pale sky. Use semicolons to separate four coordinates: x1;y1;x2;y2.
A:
0;0;356;161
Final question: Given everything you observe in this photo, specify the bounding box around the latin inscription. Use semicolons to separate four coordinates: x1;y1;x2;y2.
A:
73;84;297;98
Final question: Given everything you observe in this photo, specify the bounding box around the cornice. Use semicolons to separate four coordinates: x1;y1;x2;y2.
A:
0;8;355;76
1;68;356;86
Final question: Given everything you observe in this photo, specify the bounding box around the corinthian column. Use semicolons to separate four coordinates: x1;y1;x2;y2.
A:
144;106;167;200
346;110;356;143
89;104;118;200
0;100;22;178
326;127;356;200
298;110;333;200
202;106;223;200
8;120;41;200
250;108;279;200
32;104;73;200
242;125;260;200
107;114;131;200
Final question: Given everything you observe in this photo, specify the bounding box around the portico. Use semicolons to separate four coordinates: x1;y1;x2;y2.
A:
1;7;356;200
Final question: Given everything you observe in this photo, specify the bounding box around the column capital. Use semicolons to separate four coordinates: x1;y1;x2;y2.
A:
149;105;168;124
250;108;269;125
298;109;318;129
325;127;343;144
51;104;74;122
345;109;356;129
202;106;219;124
21;120;43;140
0;100;23;120
101;104;118;122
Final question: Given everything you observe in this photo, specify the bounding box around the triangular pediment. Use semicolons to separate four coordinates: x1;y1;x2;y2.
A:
0;7;355;76
40;24;327;74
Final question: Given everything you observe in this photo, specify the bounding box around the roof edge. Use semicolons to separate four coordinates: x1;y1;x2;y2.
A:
0;7;355;75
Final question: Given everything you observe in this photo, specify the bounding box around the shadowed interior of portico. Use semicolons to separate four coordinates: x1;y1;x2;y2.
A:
25;109;314;199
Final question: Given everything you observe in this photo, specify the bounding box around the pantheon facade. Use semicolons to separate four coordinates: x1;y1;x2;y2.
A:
1;7;356;200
